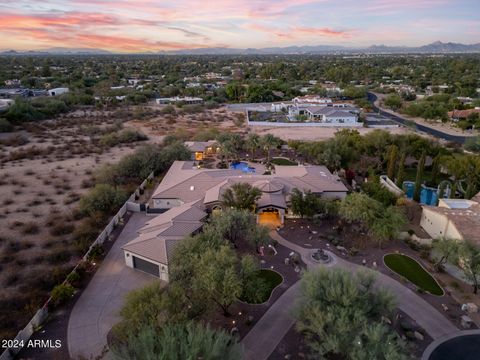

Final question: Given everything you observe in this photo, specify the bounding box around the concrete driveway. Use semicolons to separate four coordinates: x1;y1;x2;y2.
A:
67;213;158;359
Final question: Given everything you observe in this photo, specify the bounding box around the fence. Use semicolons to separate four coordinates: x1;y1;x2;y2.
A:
0;172;154;360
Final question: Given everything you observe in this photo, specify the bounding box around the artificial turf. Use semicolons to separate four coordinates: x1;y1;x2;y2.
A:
384;253;444;296
241;269;283;304
270;158;298;166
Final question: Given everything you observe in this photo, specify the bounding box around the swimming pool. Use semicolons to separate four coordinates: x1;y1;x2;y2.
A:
403;181;438;206
428;334;480;360
230;161;256;173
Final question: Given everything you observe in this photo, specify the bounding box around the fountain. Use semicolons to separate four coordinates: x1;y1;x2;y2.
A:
311;248;331;263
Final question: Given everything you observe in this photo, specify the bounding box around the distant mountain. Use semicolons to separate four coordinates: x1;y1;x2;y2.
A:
2;41;479;56
159;41;480;55
365;41;480;54
0;47;112;55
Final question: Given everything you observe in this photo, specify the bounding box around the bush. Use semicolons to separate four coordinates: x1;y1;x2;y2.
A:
78;184;128;216
0;118;13;132
22;222;40;235
87;244;105;261
50;223;75;236
50;283;75;306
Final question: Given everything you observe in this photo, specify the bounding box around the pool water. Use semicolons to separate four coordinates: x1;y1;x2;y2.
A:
429;334;480;360
403;181;438;206
230;161;256;173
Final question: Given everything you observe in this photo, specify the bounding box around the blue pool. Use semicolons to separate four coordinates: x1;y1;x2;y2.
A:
403;181;438;205
230;161;256;173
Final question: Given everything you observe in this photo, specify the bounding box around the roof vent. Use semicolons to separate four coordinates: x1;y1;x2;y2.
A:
190;186;195;191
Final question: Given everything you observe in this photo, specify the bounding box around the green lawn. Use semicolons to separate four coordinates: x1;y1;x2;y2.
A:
384;254;444;296
240;269;283;304
271;157;298;166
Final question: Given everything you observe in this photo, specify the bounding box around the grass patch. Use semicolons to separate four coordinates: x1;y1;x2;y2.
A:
240;269;283;304
271;157;298;166
384;253;444;296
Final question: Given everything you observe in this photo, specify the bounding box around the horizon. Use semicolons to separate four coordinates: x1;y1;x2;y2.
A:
1;0;479;53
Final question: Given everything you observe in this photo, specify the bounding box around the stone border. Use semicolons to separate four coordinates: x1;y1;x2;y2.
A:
383;253;445;297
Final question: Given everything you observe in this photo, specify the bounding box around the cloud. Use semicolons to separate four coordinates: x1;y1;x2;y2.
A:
246;23;351;40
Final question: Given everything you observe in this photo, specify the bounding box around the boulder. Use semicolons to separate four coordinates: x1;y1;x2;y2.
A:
414;331;424;341
462;303;479;313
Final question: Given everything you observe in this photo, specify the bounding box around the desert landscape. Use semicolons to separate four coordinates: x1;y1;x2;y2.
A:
0;104;244;339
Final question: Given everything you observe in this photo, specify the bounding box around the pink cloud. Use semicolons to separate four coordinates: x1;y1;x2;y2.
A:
246;23;350;40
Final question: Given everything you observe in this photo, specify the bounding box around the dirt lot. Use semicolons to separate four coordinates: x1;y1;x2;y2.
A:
0;104;243;340
249;124;414;141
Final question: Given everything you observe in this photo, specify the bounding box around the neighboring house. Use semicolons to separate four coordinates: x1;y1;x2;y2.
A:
48;87;69;96
4;79;21;87
184;140;219;161
156;96;203;105
448;108;480;120
420;193;480;244
124;160;348;279
293;95;332;105
303;107;358;124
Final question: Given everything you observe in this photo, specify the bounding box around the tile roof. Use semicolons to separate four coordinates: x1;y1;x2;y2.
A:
423;201;480;243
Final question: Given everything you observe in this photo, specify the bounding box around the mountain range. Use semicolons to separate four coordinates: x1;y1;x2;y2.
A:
2;41;480;55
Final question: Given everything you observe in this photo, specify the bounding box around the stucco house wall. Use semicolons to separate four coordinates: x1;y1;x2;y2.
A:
420;208;463;240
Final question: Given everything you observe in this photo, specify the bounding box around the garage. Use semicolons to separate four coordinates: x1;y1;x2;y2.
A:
258;209;282;229
133;256;160;277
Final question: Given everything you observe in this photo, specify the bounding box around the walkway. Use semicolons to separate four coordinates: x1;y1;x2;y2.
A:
242;231;459;360
67;213;157;360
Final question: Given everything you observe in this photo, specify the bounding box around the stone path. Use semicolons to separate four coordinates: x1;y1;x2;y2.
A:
241;231;460;360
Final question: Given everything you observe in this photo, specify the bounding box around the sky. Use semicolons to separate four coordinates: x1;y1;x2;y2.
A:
0;0;479;52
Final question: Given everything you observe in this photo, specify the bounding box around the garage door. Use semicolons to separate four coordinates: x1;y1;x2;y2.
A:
133;256;159;277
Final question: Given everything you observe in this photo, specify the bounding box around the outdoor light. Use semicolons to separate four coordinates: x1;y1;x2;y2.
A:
238;312;242;315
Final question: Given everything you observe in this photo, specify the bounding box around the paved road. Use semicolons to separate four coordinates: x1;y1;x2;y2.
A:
367;92;469;144
67;213;157;359
242;231;459;360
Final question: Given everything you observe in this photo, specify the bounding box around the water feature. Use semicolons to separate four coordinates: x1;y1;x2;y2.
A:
230;161;256;173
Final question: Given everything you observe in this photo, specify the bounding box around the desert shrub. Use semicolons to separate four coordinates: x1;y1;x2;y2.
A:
22;222;40;235
46;248;72;265
73;216;105;253
50;223;75;236
78;184;128;216
50;283;75;306
0;118;13;132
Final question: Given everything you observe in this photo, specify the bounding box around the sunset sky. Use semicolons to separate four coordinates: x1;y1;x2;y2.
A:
0;0;479;52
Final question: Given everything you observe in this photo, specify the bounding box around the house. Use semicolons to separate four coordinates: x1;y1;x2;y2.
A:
123;161;348;278
303;107;358;124
184;140;219;161
293;95;332;105
420;193;480;244
48;87;69;96
4;79;21;87
448;108;480;120
156;96;203;105
123;200;207;280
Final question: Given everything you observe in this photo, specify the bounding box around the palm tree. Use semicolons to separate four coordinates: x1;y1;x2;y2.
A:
221;183;262;211
245;133;260;161
260;134;281;164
